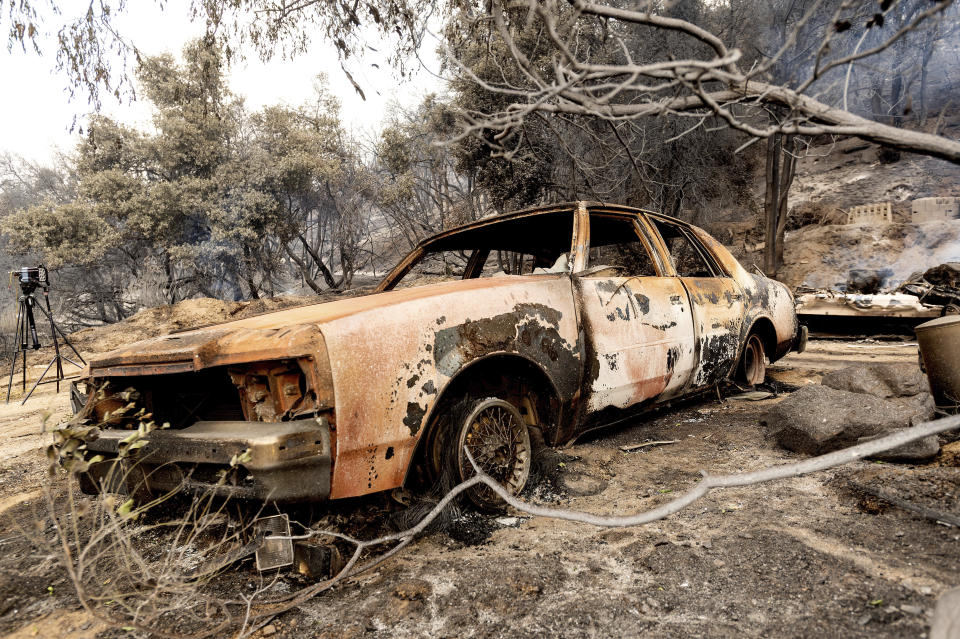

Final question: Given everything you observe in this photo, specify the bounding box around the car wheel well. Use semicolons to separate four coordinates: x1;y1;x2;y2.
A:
746;317;777;360
404;355;560;490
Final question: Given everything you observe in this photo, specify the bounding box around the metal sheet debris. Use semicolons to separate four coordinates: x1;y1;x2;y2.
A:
254;514;294;571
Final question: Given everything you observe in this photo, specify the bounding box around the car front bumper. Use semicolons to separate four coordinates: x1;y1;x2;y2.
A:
81;417;332;502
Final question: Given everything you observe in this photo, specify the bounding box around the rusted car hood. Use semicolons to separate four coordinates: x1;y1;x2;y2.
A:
86;276;561;374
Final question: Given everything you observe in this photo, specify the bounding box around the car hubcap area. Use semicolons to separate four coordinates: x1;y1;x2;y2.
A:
457;399;531;509
742;334;766;386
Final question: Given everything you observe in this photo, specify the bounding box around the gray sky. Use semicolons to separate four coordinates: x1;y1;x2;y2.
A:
1;0;444;164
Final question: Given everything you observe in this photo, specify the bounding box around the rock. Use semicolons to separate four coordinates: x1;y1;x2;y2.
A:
900;604;924;616
890;392;937;423
859;432;941;461
821;363;929;399
930;587;960;639
262;625;277;636
765;385;915;455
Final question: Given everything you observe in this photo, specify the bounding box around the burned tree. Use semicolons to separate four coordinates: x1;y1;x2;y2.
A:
444;0;960;273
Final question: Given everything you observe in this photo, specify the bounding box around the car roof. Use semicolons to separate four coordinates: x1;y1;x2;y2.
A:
418;201;692;250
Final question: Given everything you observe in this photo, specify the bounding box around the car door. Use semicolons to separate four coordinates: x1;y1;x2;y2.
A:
644;215;746;389
575;211;697;415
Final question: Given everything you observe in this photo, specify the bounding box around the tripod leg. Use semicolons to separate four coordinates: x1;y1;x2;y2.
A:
41;292;64;391
34;300;85;365
5;304;23;404
22;356;56;405
24;298;40;350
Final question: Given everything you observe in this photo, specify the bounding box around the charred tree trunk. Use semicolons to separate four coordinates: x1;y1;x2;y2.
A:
775;136;797;270
763;134;781;276
764;130;798;278
298;233;343;290
919;28;938;126
241;245;261;300
284;244;324;294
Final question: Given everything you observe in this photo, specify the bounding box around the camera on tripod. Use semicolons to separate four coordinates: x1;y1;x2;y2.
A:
5;264;84;404
12;266;49;295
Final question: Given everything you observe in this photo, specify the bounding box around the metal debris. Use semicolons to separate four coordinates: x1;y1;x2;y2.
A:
729;390;775;401
254;514;294;571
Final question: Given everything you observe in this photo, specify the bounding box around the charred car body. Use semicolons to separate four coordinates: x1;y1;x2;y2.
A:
71;203;803;508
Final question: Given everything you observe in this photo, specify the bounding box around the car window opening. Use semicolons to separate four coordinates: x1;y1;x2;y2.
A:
649;217;721;278
389;210;575;288
585;215;660;277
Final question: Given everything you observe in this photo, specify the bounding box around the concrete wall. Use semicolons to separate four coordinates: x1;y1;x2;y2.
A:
912;197;960;223
846;202;893;225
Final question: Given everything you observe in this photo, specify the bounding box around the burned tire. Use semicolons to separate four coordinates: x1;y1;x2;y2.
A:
446;397;532;512
737;333;766;386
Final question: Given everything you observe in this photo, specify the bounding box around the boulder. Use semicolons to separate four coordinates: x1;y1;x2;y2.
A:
821;362;930;398
889;391;937;422
858;432;942;462
764;385;938;459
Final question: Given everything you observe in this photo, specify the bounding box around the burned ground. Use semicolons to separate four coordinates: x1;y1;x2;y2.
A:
0;334;956;638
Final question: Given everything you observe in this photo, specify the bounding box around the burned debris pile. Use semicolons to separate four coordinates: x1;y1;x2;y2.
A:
898;262;960;314
795;263;960;333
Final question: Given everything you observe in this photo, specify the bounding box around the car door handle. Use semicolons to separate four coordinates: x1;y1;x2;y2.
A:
670;295;683;304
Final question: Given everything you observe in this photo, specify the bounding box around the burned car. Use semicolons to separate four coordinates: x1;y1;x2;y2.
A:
71;202;803;509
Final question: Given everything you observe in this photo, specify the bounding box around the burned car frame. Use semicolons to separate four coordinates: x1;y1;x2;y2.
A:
70;202;803;508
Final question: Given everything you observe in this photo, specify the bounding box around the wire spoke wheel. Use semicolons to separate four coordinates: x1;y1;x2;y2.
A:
454;398;531;511
739;333;766;386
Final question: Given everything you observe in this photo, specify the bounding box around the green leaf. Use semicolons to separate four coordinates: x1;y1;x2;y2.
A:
116;498;135;517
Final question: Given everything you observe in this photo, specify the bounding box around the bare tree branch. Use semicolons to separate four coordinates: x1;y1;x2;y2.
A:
449;0;960;164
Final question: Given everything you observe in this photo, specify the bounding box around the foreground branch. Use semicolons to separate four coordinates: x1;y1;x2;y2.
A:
255;414;960;614
54;414;960;637
477;413;960;527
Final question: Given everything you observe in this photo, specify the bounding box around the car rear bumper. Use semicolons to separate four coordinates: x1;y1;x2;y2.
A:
82;417;332;502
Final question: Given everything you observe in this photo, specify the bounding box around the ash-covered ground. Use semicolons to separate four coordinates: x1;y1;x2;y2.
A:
0;334;956;639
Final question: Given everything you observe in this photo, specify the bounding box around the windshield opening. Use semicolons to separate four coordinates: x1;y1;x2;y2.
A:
380;210;575;290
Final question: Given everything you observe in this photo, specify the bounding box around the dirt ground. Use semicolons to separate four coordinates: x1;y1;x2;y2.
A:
0;336;956;639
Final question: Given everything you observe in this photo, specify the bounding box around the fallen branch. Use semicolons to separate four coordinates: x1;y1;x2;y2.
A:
51;413;960;637
619;439;679;452
477;414;960;528
257;413;960;614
